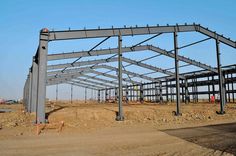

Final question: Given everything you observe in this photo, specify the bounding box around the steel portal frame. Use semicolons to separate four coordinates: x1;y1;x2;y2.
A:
23;23;236;123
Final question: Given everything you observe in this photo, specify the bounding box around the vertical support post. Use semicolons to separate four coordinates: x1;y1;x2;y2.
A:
140;84;144;103
85;87;87;103
155;83;159;103
223;75;227;103
195;78;198;103
227;74;230;102
174;31;181;115
117;33;124;121
28;69;32;112
71;84;73;104
26;75;30;112
181;80;184;102
212;76;215;97
115;88;118;102
23;80;26;110
185;79;189;104
25;77;28;111
159;82;163;103
231;73;235;103
56;84;58;104
98;89;100;103
36;31;48;123
170;81;173;102
125;85;129;103
216;38;225;114
166;80;169;102
31;58;38;113
105;88;108;102
208;77;211;102
192;78;195;103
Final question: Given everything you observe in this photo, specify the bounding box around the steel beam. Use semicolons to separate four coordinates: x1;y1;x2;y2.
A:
47;67;138;84
72;78;114;88
80;74;119;86
49;78;106;89
48;45;216;74
48;56;174;80
42;24;195;41
99;65;155;82
66;82;100;90
48;45;147;61
149;45;217;73
198;25;236;48
48;64;147;83
42;24;235;48
122;57;179;79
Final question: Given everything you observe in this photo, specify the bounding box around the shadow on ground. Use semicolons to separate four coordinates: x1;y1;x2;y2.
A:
45;106;67;120
162;122;236;155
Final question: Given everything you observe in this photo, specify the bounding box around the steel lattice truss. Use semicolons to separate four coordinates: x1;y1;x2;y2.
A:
23;23;236;123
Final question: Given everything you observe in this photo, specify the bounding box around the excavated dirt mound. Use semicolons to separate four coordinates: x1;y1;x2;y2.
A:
1;101;236;131
1;101;236;156
45;101;236;131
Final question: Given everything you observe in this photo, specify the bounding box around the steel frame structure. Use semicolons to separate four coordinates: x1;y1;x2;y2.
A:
23;23;236;123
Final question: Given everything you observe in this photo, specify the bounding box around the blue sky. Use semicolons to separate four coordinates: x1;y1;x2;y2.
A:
0;0;235;100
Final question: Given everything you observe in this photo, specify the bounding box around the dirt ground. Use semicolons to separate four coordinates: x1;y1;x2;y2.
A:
0;101;236;156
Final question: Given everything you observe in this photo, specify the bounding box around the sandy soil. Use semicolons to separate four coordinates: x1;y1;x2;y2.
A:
0;101;236;156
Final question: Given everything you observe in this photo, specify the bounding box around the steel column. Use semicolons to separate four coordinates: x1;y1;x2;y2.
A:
116;34;124;121
36;34;48;123
56;84;58;104
232;73;235;102
71;84;73;104
159;82;163;103
125;85;129;103
207;77;211;102
170;81;173;102
212;76;215;97
174;31;181;115
85;87;87;103
155;83;158;103
98;89;100;103
216;39;225;114
140;84;144;103
185;79;189;104
181;80;184;102
105;88;108;102
166;80;169;102
227;74;230;102
31;58;38;113
28;69;32;112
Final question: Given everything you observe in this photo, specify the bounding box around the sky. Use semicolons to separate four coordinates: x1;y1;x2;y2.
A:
0;0;235;100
